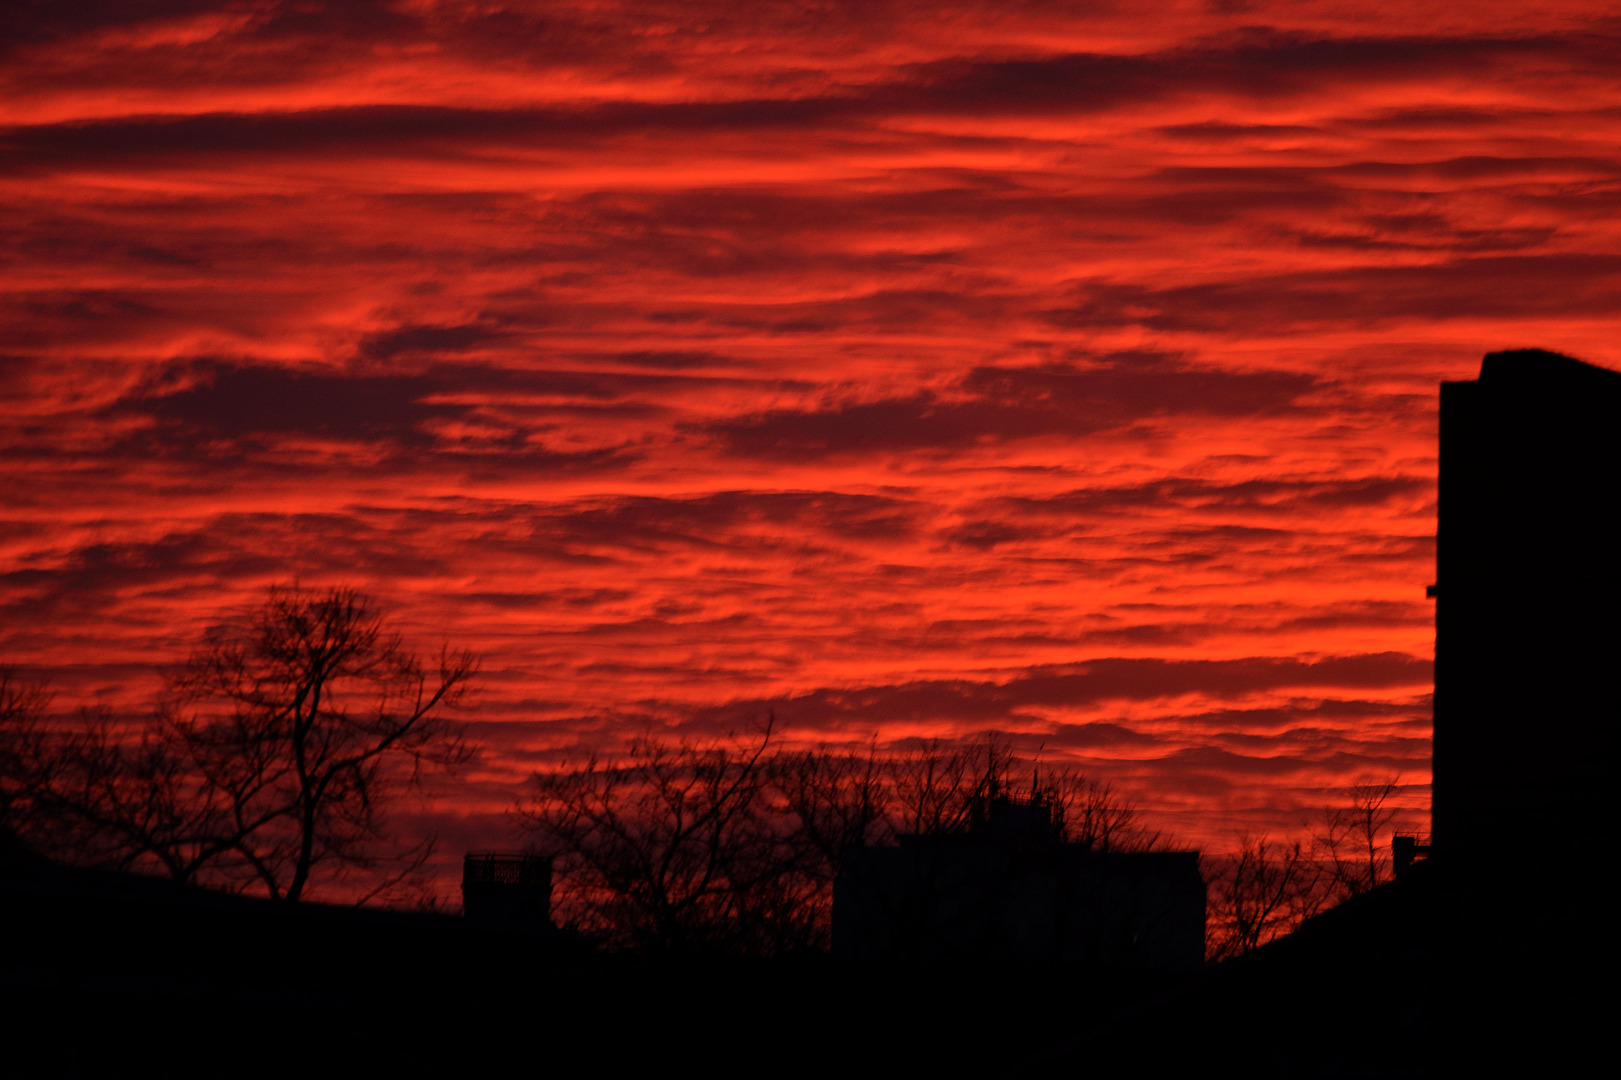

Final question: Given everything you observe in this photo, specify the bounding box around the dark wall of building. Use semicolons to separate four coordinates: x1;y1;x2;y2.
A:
834;835;1205;969
462;852;552;925
1434;349;1620;875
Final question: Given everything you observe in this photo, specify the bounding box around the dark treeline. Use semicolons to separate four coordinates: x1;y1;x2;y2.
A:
0;586;475;905
522;725;1413;960
2;581;1418;961
519;725;1158;955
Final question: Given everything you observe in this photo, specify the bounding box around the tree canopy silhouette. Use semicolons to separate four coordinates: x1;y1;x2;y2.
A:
2;585;477;903
1205;776;1417;960
520;728;1157;955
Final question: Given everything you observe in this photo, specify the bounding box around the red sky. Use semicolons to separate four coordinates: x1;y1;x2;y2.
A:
4;1;1619;869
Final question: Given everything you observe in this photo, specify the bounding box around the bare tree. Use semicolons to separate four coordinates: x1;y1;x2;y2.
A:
887;739;980;836
1;669;51;833
1205;834;1326;961
522;729;1160;955
1316;776;1404;901
161;585;477;901
1202;779;1414;960
1047;771;1158;852
18;707;234;880
770;742;891;881
888;739;1158;850
888;736;1043;839
520;721;817;954
2;587;476;904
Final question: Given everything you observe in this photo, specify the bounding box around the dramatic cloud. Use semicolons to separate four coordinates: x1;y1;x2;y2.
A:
5;0;1617;872
690;653;1430;731
704;356;1316;458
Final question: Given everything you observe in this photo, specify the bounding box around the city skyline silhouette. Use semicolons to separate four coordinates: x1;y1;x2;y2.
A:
3;5;1618;1072
6;348;1611;1077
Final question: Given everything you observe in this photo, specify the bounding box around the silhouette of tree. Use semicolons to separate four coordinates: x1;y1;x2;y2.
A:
1316;776;1404;901
0;669;51;831
18;704;241;881
1049;771;1159;852
887;737;1156;850
521;720;816;953
1204;780;1417;960
887;738;995;835
770;741;890;885
521;729;1158;954
1205;835;1325;961
3;587;476;903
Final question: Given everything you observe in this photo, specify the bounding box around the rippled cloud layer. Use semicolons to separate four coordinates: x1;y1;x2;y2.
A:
6;0;1619;858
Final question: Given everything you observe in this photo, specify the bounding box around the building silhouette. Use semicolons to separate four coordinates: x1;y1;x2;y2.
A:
462;851;552;926
1433;348;1617;882
8;350;1610;1076
833;789;1205;969
1426;348;1613;1071
1010;348;1617;1077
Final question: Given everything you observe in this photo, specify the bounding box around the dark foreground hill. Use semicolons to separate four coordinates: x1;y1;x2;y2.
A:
1013;854;1603;1078
9;842;1598;1079
3;837;1186;1079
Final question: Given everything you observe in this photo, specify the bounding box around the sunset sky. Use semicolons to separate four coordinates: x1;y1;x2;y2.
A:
5;1;1619;867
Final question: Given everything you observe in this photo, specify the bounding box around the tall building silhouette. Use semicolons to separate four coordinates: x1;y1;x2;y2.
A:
1008;350;1616;1076
1433;348;1619;878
